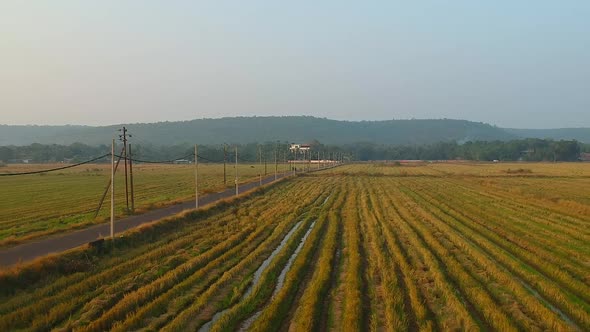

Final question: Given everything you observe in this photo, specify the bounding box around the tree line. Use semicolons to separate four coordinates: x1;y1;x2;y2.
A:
0;138;587;164
345;139;586;162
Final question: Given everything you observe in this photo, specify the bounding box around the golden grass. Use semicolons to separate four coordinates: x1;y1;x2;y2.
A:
1;162;588;331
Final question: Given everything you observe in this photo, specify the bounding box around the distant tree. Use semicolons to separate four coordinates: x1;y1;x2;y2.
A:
552;140;580;161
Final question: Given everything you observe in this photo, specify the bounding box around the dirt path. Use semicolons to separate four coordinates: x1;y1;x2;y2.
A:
0;172;296;267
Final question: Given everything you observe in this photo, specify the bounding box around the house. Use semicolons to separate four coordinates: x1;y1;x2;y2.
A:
289;143;311;154
580;152;590;162
173;159;191;164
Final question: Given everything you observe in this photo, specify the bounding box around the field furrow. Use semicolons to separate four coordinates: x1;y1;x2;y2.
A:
2;163;588;331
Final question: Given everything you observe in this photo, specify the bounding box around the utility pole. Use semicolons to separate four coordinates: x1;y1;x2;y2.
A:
128;144;135;213
264;146;267;175
274;142;278;180
235;146;239;196
119;127;131;212
223;143;227;186
283;150;287;174
259;145;262;186
94;146;124;218
110;139;115;240
293;149;297;175
315;151;318;170
195;144;199;209
302;150;306;172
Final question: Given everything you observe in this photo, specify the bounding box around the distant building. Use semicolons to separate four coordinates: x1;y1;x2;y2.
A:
173;159;191;164
290;143;311;154
580;152;590;162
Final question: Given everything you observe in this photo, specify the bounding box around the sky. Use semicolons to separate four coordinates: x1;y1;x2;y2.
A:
1;1;589;128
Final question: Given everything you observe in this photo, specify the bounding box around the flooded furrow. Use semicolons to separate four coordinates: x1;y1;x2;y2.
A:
200;194;331;332
239;220;317;331
198;220;304;332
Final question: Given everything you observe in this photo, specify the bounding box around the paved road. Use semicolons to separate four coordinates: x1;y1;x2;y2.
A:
0;171;298;267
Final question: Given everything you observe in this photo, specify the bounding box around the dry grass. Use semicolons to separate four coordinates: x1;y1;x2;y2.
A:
1;163;588;331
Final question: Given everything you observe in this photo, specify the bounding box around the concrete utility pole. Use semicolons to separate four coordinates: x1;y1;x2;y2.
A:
128;144;135;212
259;145;262;186
317;151;320;170
293;149;296;175
94;146;124;218
110;139;115;240
275;142;278;181
195;144;199;209
223;143;227;186
303;150;306;171
119;127;131;212
283;150;287;174
235;146;239;196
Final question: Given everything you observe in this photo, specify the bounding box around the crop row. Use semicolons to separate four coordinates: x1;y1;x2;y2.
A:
1;166;588;331
0;177;330;331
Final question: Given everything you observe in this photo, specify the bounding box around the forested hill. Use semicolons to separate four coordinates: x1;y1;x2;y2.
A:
0;117;517;146
1;116;589;146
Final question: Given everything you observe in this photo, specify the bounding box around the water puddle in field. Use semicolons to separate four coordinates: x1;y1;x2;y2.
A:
239;220;317;331
269;194;329;300
199;220;304;332
271;221;316;298
200;194;330;332
244;220;304;299
199;311;223;332
517;278;577;327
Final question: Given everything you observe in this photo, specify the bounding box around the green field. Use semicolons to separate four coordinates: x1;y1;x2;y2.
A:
1;162;588;331
0;162;292;246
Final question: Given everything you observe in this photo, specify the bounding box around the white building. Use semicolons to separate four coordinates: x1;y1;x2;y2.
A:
290;143;311;154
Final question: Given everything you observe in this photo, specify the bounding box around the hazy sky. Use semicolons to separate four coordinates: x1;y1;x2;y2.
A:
1;1;589;128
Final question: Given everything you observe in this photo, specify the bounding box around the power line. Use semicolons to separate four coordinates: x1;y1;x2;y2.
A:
114;153;195;164
114;152;228;164
0;154;111;176
197;155;224;163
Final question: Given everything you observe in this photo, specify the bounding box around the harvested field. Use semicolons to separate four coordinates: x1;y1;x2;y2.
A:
0;163;588;331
